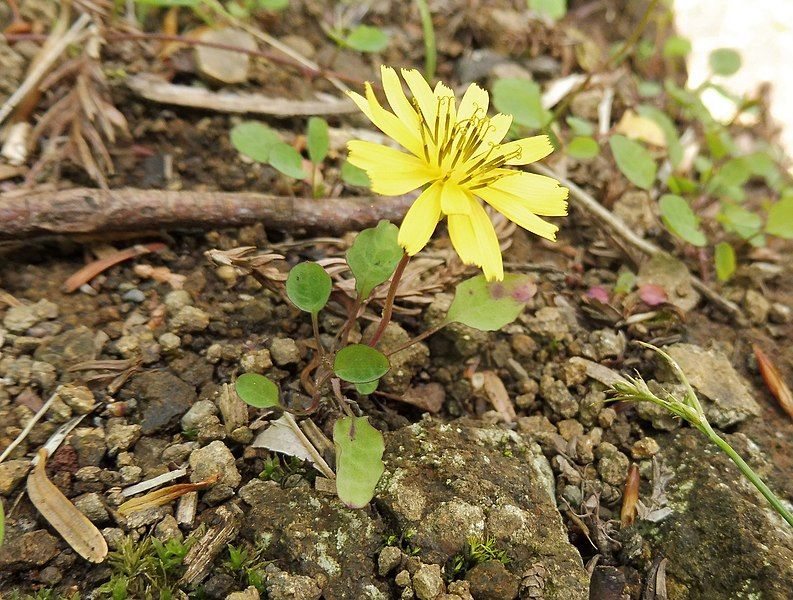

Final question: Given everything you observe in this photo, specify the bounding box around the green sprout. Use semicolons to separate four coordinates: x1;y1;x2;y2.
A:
611;342;793;528
448;536;511;580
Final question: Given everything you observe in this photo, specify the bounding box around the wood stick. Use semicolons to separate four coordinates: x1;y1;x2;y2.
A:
0;187;414;240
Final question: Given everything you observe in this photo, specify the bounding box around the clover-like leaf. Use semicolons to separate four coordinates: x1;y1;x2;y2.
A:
333;416;385;508
345;25;389;53
659;194;706;247
709;48;741;76
444;274;537;331
346;220;404;299
567;136;599;160
492;78;551;130
306;117;329;165
235;373;280;409
609;134;657;190
270;142;308;179
286;262;332;314
333;344;389;383
230;121;281;163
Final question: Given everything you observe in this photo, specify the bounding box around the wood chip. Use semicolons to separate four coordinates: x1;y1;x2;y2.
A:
180;503;243;585
176;491;198;526
481;370;516;423
620;463;640;527
118;474;218;516
121;467;188;497
753;344;793;420
27;449;108;563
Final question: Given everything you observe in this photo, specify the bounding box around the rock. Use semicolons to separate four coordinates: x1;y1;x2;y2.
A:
171;305;210;333
631;437;660;459
588;329;626;360
664;343;762;427
164;290;193;312
74;492;110;524
395;569;411;587
182;399;219;430
120;465;143;484
38;565;63;586
189;441;240;502
447;580;473;600
0;530;59;570
170;351;214;386
635;381;683;430
159;332;181;353
3;299;58;333
613;191;656;237
122;289;146;303
106;422;142;455
596;442;630;487
123;506;170;529
379;419;588;598
455;48;510;82
636;254;700;313
378;546;403;576
524;306;577;341
465;560;519;600
264;565;322;600
55;383;95;414
369;322;429;394
744;289;770;324
195;28;256;84
0;459;31;494
641;430;793;599
34;326;96;370
769;302;791;324
557;419;584;441
218;384;249;431
240;349;273;373
413;563;444;600
154;515;183;542
129;371;196;435
269;338;301;366
539;376;578;418
70;427;106;467
227;586;261;600
570;88;603;120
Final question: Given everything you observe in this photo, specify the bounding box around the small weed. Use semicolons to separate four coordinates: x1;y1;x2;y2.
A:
448;536;510;581
222;542;269;592
382;528;421;556
259;455;307;486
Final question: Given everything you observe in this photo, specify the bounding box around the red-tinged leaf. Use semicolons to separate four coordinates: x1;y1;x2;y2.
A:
62;243;166;293
639;283;668;306
621;463;640;527
587;286;610;303
753;344;793;420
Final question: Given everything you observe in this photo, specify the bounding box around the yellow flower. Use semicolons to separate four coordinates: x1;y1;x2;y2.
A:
346;66;568;281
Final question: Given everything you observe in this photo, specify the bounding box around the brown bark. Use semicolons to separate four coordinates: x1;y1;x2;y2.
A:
0;187;414;240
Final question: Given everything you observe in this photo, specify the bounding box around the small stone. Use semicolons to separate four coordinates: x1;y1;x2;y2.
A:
0;459;31;494
596;442;630;486
588;329;627;360
769;302;791;324
636;254;700;313
218;384;249;431
227;586;260;600
3;299;58;333
240;349;273;373
34;326;96;370
159;332;181;353
102;527;126;550
379;546;403;576
182;400;219;430
55;383;95;414
106;422;142;455
122;289;146;303
412;563;444;600
395;569;412;587
465;560;519;600
264;566;322;600
510;333;537;358
447;580;474;600
631;437;660;459
47;394;73;423
74;492;110;524
744;289;770;325
70;427;106;467
597;407;617;428
269;338;301;366
123;506;169;529
539;376;578;418
154;515;183;542
120;465;143;485
131;371;196;435
0;530;59;569
164;290;193;313
189;440;240;488
171;306;210;333
38;565;63;586
557;419;584;441
562;359;587;386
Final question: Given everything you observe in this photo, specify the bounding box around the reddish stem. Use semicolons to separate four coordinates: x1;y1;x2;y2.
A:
368;253;409;348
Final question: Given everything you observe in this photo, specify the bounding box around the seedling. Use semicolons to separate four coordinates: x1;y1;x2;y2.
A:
448;536;511;580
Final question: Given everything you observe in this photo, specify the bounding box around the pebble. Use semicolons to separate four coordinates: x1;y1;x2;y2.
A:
597;407;617;428
120;465;143;485
264;565;322;600
0;530;59;568
269;338;301;366
631;437;660;459
0;459;31;494
122;289;146;303
74;492;110;524
164;290;193;313
744;289;770;324
171;305;210;333
106;422;142;455
539;376;578;418
189;440;240;496
154;515;183;542
465;560;519;600
3;299;59;333
395;570;412;587
158;332;181;353
412;563;444;600
557;419;584;441
181;399;219;430
38;565;63;586
596;442;630;486
55;383;95;414
227;587;261;600
378;546;403;576
240;349;273;373
769;302;791;324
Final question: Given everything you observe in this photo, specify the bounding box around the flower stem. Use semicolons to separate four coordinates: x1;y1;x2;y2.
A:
702;422;793;528
386;323;445;356
368;253;409;348
414;0;436;81
311;311;323;359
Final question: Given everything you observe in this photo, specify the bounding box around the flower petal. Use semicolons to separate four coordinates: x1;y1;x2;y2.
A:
487;171;569;215
347;140;436;195
457;83;489;123
500;135;554;165
347;84;423;157
401;68;436;124
398;182;443;255
440;181;471;215
475;185;562;241
481;113;513;147
448;214;479;264
380;66;419;130
467;196;504;281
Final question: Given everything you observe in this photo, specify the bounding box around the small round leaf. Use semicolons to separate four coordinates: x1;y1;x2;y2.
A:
709;48;741;76
236;373;280;408
355;380;379;395
333;344;390;383
286;262;332;314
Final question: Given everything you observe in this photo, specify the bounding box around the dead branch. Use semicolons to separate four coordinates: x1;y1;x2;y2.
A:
529;163;748;325
0;187;414;240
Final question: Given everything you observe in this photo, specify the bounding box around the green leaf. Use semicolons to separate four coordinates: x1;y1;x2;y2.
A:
258;0;289;10
714;242;736;282
528;0;566;21
658;194;706;246
340;160;371;187
286;262;332;314
614;270;636;294
567;136;599;160
230;121;281;163
609;134;657;190
346;220;404;299
269;143;308;179
492;78;551;130
444;274;536;331
637;79;663;98
235;373;280;408
334;344;390;383
306;117;329;164
355;380;379;395
565;116;594;136
667;175;699;195
663;35;692;58
709;157;750;192
717;203;762;240
709;48;741;76
637;105;683;167
766;196;793;239
333;416;385;508
345;25;389;53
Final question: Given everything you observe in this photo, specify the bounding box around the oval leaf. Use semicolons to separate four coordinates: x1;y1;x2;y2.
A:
767;196;793;239
345;25;389;53
286;262;332;314
334;344;390;383
270;142;308;179
230;121;281;162
346;220;404;299
235;373;281;408
307;117;329;164
355;380;379;395
333;416;385;508
567;136;599;160
659;194;706;247
444;274;537;331
709;48;741;76
714;241;736;282
341;160;371;187
609;134;657;190
492;78;551;129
